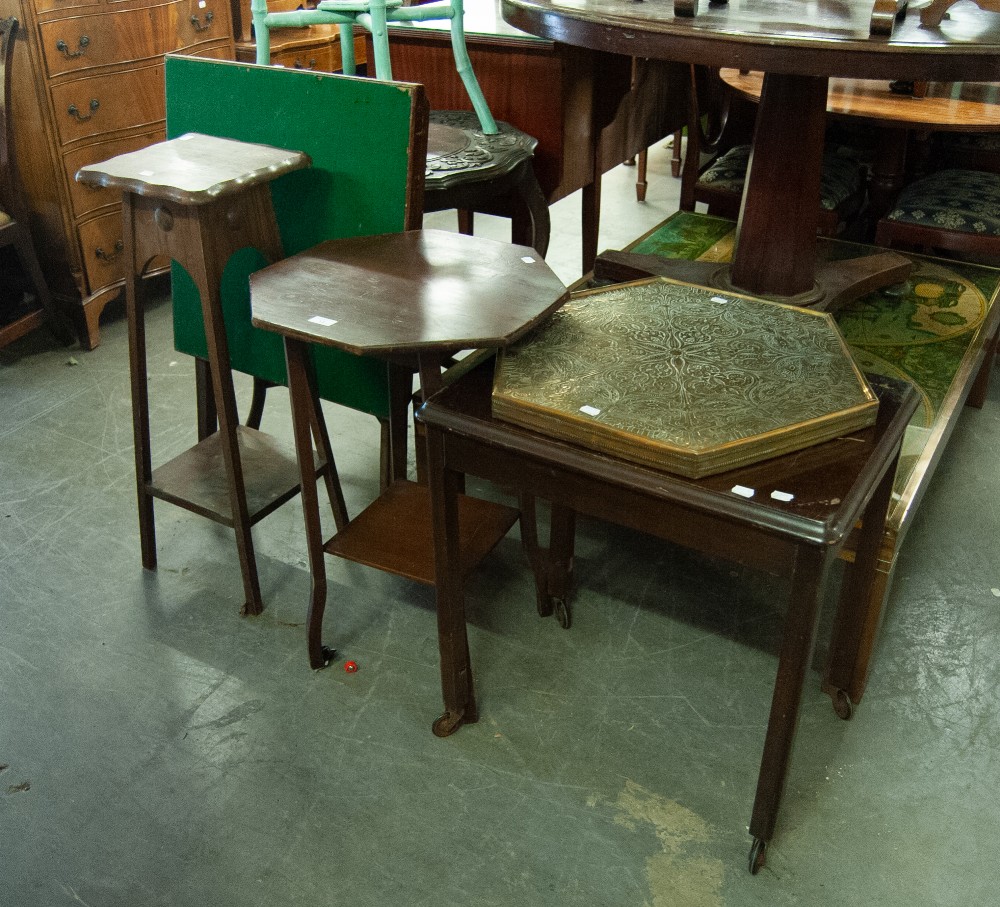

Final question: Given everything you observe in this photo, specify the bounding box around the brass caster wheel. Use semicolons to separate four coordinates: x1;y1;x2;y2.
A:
832;689;854;720
432;711;466;738
748;837;767;874
554;597;571;629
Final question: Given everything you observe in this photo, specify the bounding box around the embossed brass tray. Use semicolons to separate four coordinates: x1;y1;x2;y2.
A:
492;277;878;478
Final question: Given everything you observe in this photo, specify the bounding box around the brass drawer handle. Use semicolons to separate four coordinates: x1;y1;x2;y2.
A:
190;11;214;31
55;35;90;58
68;99;99;121
293;58;318;70
95;240;124;263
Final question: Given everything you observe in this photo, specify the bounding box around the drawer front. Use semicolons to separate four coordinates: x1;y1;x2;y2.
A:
34;0;101;15
41;0;231;78
271;40;336;72
266;32;365;72
50;62;165;146
182;39;234;61
42;5;171;77
77;209;170;295
77;210;127;292
63;129;165;219
174;0;233;54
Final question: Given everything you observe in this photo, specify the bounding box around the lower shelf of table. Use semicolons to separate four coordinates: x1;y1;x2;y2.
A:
323;479;520;585
149;425;315;526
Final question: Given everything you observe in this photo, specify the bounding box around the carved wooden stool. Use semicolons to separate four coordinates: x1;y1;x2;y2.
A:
424;111;550;257
76;133;346;616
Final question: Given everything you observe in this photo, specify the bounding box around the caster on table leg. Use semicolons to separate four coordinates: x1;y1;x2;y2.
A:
832;688;854;720
748;837;767;874
432;710;466;737
554;597;571;629
310;645;336;670
536;589;554;618
432;697;479;737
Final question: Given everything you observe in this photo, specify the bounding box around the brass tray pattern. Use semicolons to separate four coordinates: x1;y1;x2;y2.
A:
492;278;879;478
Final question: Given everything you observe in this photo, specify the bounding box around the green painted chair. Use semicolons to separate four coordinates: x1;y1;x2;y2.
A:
250;0;554;257
165;56;428;486
250;0;498;135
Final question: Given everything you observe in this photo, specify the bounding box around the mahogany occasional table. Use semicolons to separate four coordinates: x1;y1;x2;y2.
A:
249;228;568;669
417;358;918;873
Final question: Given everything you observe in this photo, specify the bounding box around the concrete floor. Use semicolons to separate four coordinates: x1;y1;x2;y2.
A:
2;143;998;906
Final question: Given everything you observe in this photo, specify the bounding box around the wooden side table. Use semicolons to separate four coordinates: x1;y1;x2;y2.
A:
417;357;918;872
76;133;340;617
424;110;550;257
249;228;568;668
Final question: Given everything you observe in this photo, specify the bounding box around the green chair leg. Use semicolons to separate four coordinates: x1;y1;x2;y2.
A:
448;0;497;134
339;23;357;75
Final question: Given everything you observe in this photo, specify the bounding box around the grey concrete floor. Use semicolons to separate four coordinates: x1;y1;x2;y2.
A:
2;143;999;906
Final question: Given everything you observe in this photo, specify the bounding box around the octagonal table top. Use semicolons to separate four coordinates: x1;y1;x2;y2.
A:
250;229;568;356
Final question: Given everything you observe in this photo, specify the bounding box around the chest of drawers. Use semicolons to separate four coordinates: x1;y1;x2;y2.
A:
0;0;235;348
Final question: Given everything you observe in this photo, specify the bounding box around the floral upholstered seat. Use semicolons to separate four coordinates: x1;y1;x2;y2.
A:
880;169;1000;238
698;144;866;213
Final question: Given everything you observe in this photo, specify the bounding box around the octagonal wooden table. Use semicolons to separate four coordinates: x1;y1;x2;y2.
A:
250;228;568;668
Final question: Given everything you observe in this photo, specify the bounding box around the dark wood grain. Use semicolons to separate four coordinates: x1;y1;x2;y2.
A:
250;228;568;355
501;0;1000;82
76;132;311;204
502;0;1000;300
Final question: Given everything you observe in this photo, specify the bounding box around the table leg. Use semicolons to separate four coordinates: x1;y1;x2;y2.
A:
869;127;909;221
195;358;217;442
284;337;335;669
582;170;602;275
730;73;828;298
427;420;478;736
123;196;157;572
190;211;264;617
519;497;576;628
547;505;576;629
748;545;831;873
822;444;902;714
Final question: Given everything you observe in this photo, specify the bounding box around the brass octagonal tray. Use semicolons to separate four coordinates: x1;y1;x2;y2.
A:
492;277;878;478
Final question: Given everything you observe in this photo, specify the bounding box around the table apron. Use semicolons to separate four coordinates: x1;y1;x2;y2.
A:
441;432;827;576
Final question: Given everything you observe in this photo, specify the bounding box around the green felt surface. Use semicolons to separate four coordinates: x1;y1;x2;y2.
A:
164;57;424;420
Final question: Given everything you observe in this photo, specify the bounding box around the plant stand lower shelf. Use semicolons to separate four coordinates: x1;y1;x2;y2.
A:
148;426;317;526
323;479;519;584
